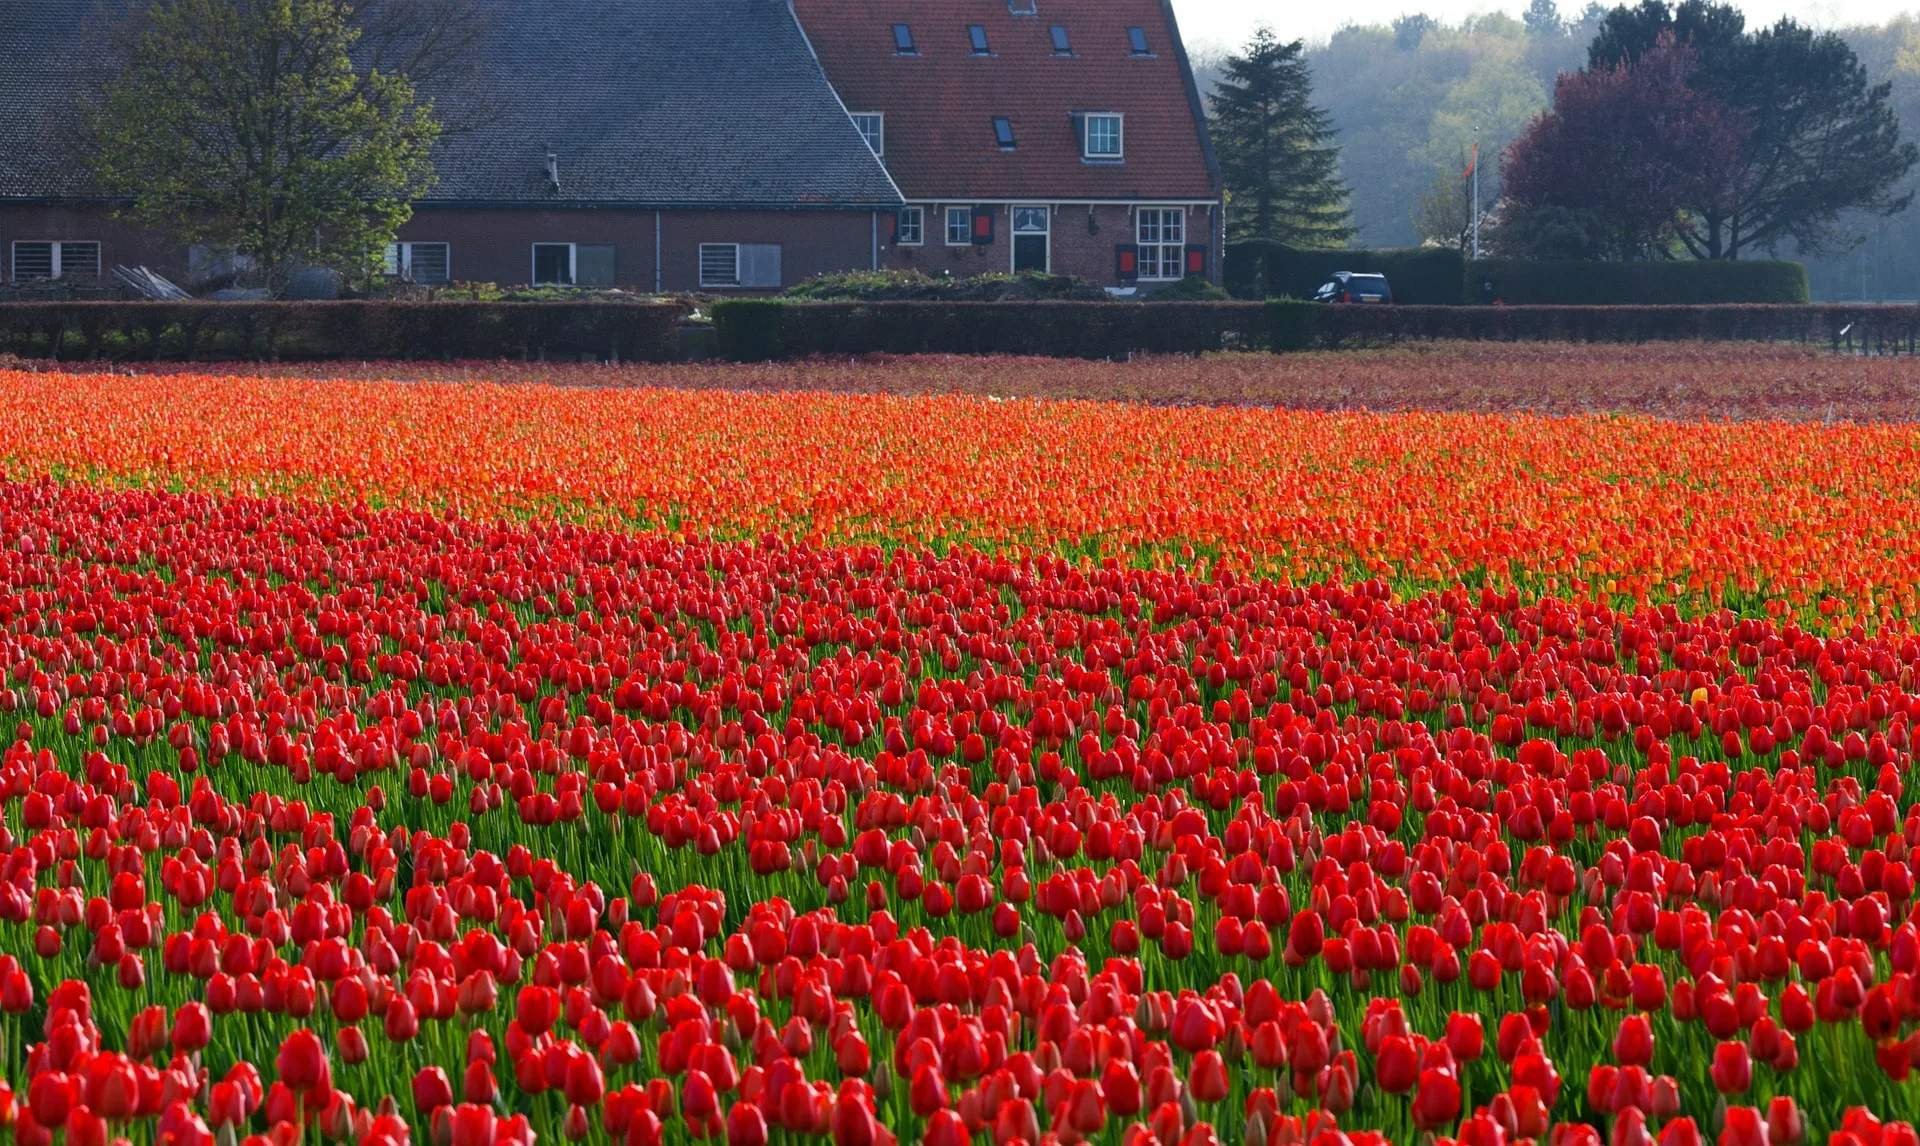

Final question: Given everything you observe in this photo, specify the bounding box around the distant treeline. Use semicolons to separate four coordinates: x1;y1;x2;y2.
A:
1191;5;1920;301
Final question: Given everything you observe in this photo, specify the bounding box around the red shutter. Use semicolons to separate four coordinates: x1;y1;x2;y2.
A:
1185;244;1209;277
1116;244;1139;283
972;207;996;245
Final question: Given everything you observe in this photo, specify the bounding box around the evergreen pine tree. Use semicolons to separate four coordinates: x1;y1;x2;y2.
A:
1208;28;1353;247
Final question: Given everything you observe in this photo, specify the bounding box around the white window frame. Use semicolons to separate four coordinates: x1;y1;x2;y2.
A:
851;112;885;158
1082;113;1124;161
1136;208;1186;282
945;206;973;247
897;207;924;247
1010;205;1050;274
531;242;576;286
385;241;451;284
11;240;101;282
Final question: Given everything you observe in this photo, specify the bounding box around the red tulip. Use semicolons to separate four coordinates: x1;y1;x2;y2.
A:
1189;1051;1228;1105
412;1068;452;1116
1711;1042;1752;1095
1411;1068;1462;1131
1719;1107;1768;1146
275;1030;328;1093
1613;1015;1653;1067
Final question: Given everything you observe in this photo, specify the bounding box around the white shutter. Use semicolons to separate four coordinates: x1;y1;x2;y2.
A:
12;242;54;280
741;244;782;289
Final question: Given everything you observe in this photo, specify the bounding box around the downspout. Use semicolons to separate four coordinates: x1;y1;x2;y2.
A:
872;213;880;270
654;211;662;293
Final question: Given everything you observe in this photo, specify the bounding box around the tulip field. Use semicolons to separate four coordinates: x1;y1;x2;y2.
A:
4;351;1920;1146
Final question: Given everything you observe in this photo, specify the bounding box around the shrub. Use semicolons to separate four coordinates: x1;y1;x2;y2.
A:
1149;276;1232;301
711;299;790;361
1227;241;1469;305
1468;259;1809;305
783;269;1109;302
0;300;690;361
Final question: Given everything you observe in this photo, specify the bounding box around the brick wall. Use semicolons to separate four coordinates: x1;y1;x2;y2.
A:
400;207;881;290
0;204;189;284
883;203;1221;288
0;204;882;291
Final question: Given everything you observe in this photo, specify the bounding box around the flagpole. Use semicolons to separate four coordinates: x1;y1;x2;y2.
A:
1470;125;1481;261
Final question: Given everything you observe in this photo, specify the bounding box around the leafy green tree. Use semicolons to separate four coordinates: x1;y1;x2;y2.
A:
1524;0;1565;38
1210;27;1353;248
1411;47;1547;243
1587;0;1917;257
91;0;441;291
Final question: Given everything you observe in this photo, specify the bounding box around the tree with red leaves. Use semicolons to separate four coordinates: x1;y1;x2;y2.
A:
1497;36;1744;260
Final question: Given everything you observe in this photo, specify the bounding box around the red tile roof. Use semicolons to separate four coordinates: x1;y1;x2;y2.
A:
792;0;1219;202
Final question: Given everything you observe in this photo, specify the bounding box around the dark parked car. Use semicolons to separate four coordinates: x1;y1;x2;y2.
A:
1313;272;1393;304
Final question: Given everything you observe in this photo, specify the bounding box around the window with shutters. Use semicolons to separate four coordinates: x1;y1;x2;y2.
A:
897;207;924;246
1082;113;1123;160
11;240;100;281
1136;209;1185;281
384;242;451;285
851;113;884;157
945;207;972;247
700;244;782;289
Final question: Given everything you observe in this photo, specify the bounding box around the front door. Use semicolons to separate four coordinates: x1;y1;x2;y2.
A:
1012;206;1050;273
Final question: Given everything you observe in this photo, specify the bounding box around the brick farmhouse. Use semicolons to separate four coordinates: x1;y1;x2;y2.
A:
791;0;1223;290
0;0;1218;293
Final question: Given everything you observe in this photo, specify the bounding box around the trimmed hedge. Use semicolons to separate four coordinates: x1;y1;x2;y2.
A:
713;299;1920;359
1295;303;1914;348
1226;242;1812;307
713;300;1270;361
0;300;690;361
1226;241;1469;305
1468;259;1810;306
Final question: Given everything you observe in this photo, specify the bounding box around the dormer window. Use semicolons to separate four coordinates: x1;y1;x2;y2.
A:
851;112;884;157
968;25;990;54
1128;26;1152;55
892;24;917;54
1049;25;1072;55
1082;113;1123;159
993;117;1016;149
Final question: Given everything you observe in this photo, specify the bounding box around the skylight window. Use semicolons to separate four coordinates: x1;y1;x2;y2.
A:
893;24;917;54
1128;26;1151;55
993;117;1016;148
969;24;990;54
1049;25;1072;54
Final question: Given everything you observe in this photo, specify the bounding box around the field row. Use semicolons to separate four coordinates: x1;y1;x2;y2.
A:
6;362;1920;627
0;482;1915;1146
84;344;1920;419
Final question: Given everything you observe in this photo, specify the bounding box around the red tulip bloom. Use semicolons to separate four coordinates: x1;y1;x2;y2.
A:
1613;1015;1653;1067
1710;1042;1752;1095
275;1030;328;1093
413;1068;453;1116
1719;1107;1768;1146
1411;1068;1462;1131
1189;1051;1229;1105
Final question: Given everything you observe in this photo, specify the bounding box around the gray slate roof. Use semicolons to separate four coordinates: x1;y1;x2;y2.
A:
0;0;904;209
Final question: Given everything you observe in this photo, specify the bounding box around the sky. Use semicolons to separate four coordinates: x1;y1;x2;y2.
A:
1172;0;1918;52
